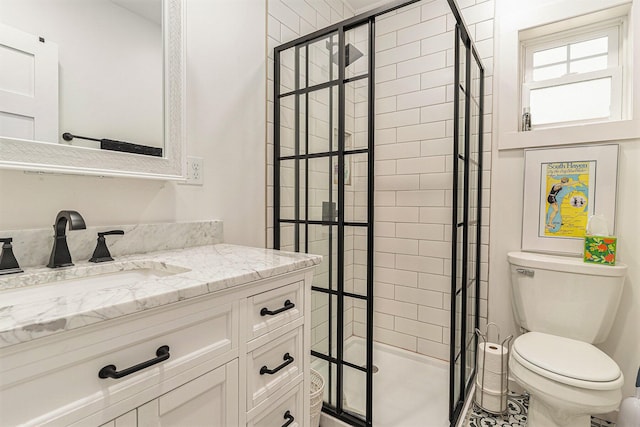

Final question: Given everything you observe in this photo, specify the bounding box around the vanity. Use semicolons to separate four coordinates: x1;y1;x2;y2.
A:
0;0;311;420
0;239;321;426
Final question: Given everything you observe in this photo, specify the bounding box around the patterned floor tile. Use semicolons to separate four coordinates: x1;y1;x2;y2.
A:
465;392;615;427
467;392;528;427
591;418;616;427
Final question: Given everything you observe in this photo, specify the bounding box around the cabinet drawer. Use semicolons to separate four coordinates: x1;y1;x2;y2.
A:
0;301;236;427
247;326;303;410
248;281;303;340
248;383;304;427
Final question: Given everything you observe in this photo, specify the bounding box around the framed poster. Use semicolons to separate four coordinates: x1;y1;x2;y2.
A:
522;144;618;255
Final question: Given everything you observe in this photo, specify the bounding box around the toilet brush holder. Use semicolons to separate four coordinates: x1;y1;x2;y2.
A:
474;323;513;415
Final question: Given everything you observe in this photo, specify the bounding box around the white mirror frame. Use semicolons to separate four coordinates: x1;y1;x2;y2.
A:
0;0;185;180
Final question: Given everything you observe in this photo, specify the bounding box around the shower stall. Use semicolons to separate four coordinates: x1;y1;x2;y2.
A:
273;0;485;425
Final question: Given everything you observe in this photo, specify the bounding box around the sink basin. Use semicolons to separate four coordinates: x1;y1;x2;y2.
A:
1;264;187;306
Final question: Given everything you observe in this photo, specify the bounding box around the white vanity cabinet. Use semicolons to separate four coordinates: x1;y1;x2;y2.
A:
97;361;238;427
244;279;309;427
99;410;136;427
0;267;314;427
136;360;239;426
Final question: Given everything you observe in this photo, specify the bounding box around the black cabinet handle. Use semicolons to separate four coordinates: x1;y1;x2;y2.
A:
260;352;294;375
99;345;170;379
260;299;295;316
282;410;295;427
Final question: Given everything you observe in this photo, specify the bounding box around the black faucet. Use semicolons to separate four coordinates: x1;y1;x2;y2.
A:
89;230;124;263
47;210;86;268
0;238;23;275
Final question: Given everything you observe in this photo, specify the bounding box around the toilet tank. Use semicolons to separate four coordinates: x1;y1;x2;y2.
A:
507;251;627;344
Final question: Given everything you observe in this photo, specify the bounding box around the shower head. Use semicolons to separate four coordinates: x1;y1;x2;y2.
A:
326;41;364;67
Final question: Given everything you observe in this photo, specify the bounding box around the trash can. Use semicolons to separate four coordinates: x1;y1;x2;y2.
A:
310;369;325;427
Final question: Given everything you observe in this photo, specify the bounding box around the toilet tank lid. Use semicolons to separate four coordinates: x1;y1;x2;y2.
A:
513;332;622;383
507;251;627;277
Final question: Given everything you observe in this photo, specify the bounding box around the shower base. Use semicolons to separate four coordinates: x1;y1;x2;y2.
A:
315;336;449;427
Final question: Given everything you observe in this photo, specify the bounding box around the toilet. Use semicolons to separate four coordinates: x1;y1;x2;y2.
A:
507;251;627;427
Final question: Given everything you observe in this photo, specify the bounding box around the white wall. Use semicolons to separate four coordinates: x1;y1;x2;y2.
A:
0;0;266;248
600;142;640;399
181;0;266;247
490;0;640;400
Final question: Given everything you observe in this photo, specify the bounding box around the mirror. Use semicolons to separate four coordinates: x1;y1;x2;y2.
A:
0;0;184;179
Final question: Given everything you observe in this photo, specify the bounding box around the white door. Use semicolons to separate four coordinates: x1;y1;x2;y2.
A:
0;23;58;142
137;360;239;427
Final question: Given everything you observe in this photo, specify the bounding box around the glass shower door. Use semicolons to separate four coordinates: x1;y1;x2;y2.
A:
450;24;485;422
274;20;375;427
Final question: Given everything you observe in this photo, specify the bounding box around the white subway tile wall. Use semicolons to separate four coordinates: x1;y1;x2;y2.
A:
268;0;356;356
350;0;493;361
267;0;493;362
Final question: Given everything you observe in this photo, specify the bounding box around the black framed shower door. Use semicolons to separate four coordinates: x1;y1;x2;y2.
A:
450;17;485;423
274;15;376;426
273;1;485;425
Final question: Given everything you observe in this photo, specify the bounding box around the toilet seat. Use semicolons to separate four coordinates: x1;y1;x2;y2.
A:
512;332;623;391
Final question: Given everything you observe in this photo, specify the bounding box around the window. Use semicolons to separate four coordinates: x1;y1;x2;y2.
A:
521;20;625;129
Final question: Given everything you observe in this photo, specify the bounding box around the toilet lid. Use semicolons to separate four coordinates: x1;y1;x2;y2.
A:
513;332;621;383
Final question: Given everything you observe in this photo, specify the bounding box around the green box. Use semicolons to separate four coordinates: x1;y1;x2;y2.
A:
584;236;617;265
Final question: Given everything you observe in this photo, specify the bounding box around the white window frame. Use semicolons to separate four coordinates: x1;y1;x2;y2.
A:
520;18;626;129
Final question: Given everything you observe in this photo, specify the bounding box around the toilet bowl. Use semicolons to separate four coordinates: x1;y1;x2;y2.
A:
509;332;623;427
507;252;627;427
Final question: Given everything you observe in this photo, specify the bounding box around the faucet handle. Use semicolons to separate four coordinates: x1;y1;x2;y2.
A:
98;230;125;238
90;230;124;263
0;237;23;275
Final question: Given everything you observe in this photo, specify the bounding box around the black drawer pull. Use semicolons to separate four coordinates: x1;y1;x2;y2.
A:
282;410;295;427
99;345;170;379
261;299;295;316
260;352;294;375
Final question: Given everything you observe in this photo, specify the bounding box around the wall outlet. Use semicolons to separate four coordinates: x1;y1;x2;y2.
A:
184;156;204;185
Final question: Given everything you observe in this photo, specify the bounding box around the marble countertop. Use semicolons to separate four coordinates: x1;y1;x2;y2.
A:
0;244;321;349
